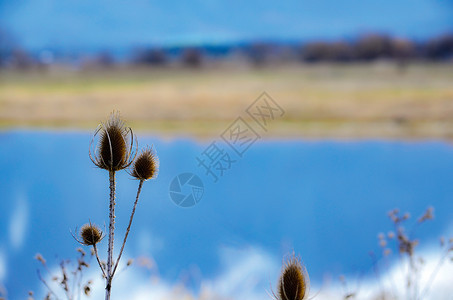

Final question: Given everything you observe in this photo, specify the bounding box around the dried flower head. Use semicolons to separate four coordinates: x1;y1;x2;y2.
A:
77;248;86;256
89;112;136;171
79;223;103;246
35;253;46;265
275;254;309;300
130;147;159;180
418;206;434;223
84;285;91;296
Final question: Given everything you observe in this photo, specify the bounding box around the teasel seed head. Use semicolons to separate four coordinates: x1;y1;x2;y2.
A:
277;254;309;300
89;111;137;171
130;146;159;180
79;223;103;246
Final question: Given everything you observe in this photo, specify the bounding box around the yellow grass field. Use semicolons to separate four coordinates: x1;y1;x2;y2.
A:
1;63;452;139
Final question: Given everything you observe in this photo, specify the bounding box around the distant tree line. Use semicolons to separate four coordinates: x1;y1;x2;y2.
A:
1;31;453;70
300;34;453;62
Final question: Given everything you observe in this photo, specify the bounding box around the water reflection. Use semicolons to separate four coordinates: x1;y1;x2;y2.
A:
1;131;453;298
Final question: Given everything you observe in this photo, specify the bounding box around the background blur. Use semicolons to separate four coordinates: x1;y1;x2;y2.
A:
1;1;453;299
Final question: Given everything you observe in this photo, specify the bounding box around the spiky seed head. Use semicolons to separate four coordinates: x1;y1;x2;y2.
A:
89;112;136;171
130;147;159;180
80;223;103;246
278;255;309;300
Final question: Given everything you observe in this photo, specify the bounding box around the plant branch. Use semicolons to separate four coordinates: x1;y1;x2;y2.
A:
37;269;61;300
112;179;144;278
419;249;449;299
93;244;107;279
60;262;72;300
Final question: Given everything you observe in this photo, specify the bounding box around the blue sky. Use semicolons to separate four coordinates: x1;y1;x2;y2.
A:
1;0;453;51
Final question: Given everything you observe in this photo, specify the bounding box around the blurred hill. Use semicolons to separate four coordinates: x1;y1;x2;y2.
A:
1;0;452;51
1;0;453;69
1;33;453;70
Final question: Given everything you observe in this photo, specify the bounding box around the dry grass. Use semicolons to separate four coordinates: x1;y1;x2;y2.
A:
1;63;453;139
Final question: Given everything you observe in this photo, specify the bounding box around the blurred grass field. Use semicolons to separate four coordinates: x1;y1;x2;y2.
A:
1;62;452;139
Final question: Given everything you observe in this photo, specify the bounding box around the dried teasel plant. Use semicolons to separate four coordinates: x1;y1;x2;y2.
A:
31;249;94;300
271;253;310;300
78;112;158;300
79;223;104;247
113;147;159;276
129;146;159;181
372;206;453;300
72;222;106;280
89;111;136;172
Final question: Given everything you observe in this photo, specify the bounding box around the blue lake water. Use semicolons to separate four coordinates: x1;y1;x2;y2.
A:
1;130;453;298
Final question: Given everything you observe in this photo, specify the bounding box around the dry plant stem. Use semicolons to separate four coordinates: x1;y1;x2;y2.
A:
419;250;450;299
370;253;385;297
112;179;144;278
408;256;416;300
93;244;107;279
37;270;60;300
60;262;72;300
73;261;80;300
105;170;116;300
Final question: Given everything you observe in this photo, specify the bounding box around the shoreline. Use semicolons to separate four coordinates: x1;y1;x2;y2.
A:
1;120;453;141
1;63;452;140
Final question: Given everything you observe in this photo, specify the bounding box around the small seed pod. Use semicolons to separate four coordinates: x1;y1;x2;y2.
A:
277;254;309;300
89;112;136;171
130;147;159;180
84;285;91;296
35;253;46;265
80;223;103;246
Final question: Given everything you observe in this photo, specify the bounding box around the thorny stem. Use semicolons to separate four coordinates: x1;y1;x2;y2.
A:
112;179;144;278
105;170;116;300
93;244;107;279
